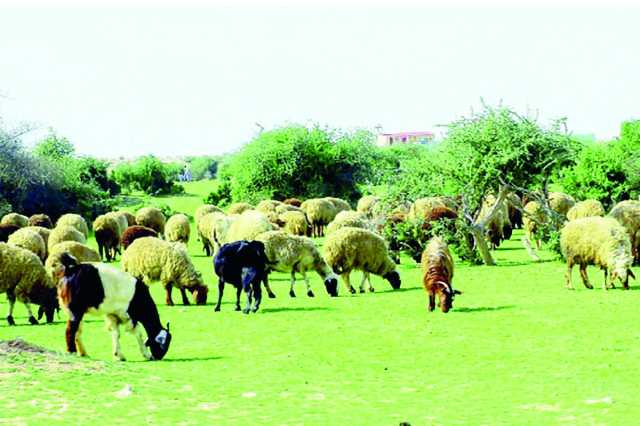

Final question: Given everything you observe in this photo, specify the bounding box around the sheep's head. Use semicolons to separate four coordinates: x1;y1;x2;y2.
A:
146;323;172;360
384;270;401;290
611;255;635;289
34;285;59;324
323;274;339;297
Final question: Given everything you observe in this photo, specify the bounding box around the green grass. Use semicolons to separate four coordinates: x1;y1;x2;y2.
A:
2;181;639;425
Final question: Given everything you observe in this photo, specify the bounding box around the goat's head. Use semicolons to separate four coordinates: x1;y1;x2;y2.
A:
434;280;462;313
146;322;172;360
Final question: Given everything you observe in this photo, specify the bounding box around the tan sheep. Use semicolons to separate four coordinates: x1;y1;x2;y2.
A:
93;214;121;261
326;210;370;235
195;204;224;242
7;228;46;261
122;237;208;306
567;199;605;221
560;217;635;290
549;192;575;216
120;211;137;227
356;195;380;218
165;213;190;244
23;226;51;256
277;210;310;236
28;214;53;229
197;212;227;256
476;194;512;249
608;200;640;262
106;211;129;236
255;230;339;298
0;243;58;325
45;241;100;285
56;213;89;239
323;227;401;294
227;202;253;215
323;197;351;213
275;203;303;215
256;200;283;213
48;225;86;252
135;207;166;234
300;198;337;237
1;213;29;228
223;210;275;244
407;197;447;222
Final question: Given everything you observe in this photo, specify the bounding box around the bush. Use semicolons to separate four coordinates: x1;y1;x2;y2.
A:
112;155;184;195
188;156;218;180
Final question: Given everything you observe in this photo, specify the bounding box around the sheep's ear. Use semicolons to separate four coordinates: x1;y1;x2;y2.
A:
629;269;636;280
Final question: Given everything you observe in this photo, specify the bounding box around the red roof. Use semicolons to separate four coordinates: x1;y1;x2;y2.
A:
381;131;434;137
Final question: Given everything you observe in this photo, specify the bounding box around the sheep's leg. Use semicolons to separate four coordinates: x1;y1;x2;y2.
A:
98;243;104;261
107;316;125;361
579;265;593;289
262;275;276;299
603;269;615;290
366;272;374;292
179;287;191;305
235;286;242;311
164;284;175;306
131;323;152;360
565;262;574;290
214;279;224;312
342;273;355;294
289;271;297;297
428;292;436;312
6;290;16;326
358;272;368;293
302;271;314;297
24;302;38;325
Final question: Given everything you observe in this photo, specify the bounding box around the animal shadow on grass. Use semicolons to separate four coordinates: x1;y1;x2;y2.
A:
260;306;331;314
454;305;515;313
161;355;224;363
495;259;553;267
377;286;422;294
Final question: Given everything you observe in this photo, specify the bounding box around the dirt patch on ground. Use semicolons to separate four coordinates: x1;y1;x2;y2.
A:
0;338;54;356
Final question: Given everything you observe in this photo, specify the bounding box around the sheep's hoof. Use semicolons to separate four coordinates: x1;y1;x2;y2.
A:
28;316;38;325
307;290;314;297
268;292;276;299
242;308;250;314
251;306;259;313
6;315;15;326
349;287;356;294
166;301;175;306
214;306;221;312
369;287;375;293
289;290;296;298
359;288;365;294
113;354;126;362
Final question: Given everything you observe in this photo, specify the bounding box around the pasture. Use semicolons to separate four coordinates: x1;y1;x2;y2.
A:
1;181;639;425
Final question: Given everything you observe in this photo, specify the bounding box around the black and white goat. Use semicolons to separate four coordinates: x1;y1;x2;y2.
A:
213;240;270;313
58;253;171;361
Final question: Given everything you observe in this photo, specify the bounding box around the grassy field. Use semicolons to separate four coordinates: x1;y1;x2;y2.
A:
2;181;640;425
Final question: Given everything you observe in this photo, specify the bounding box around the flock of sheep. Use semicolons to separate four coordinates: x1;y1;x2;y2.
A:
0;191;639;360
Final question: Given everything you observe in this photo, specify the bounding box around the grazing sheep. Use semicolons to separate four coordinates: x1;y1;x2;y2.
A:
421;237;460;313
23;226;51;255
0;243;58;325
505;193;523;229
122;237;208;306
283;198;302;207
523;201;545;250
323;197;351;213
0;223;20;242
28;214;53;229
224;210;275;243
255;231;339;298
93;215;121;262
56;213;89;239
567;199;605;221
227;202;253;215
136;207;166;235
45;241;100;285
121;225;158;250
549;192;576;217
8;228;46;261
275;203;303;215
477;194;512;249
277;210;310;236
165;214;190;244
356;195;380;218
560;217;635;290
57;253;171;361
301;198;337;237
323;227;401;294
106;211;129;236
195;205;223;243
197;212;227;256
326;210;370;235
121;211;137;227
213;240;269;313
407;197;447;222
48;225;86;252
1;213;29;228
256;199;283;214
608;200;640;262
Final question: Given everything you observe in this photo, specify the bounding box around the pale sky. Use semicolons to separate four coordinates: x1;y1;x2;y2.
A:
0;4;638;157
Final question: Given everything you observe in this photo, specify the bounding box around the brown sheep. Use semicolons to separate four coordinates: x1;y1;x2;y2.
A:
121;226;158;250
421;237;460;313
28;214;53;229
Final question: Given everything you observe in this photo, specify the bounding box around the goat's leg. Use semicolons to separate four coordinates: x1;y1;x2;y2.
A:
579;264;593;289
302;271;314;297
131;322;152;360
289;271;297;297
65;312;86;355
6;290;16;326
214;279;224;312
243;286;253;314
342;273;355;294
107;316;125;361
428;292;436;312
252;281;262;313
180;287;191;305
235;286;242;311
164;283;175;306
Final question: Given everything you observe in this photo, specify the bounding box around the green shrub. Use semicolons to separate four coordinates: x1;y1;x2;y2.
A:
188;156;219;180
112;155;184;195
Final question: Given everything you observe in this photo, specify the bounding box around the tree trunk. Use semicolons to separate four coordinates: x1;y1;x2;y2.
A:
471;225;496;266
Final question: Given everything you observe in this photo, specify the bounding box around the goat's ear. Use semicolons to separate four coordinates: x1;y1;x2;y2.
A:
453;289;463;295
166;322;170;332
629;269;636;280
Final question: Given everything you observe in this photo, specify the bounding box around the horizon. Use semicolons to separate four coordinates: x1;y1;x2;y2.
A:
1;5;638;157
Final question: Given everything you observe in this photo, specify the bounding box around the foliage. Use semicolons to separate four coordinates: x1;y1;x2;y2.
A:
187;156;219;180
33;132;75;159
213;125;381;204
112;155;185;196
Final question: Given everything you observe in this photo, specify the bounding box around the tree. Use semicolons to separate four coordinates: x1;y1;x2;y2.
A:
33;132;75;159
438;103;578;265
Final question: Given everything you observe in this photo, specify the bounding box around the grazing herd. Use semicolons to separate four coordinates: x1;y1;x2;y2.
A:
0;192;639;361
